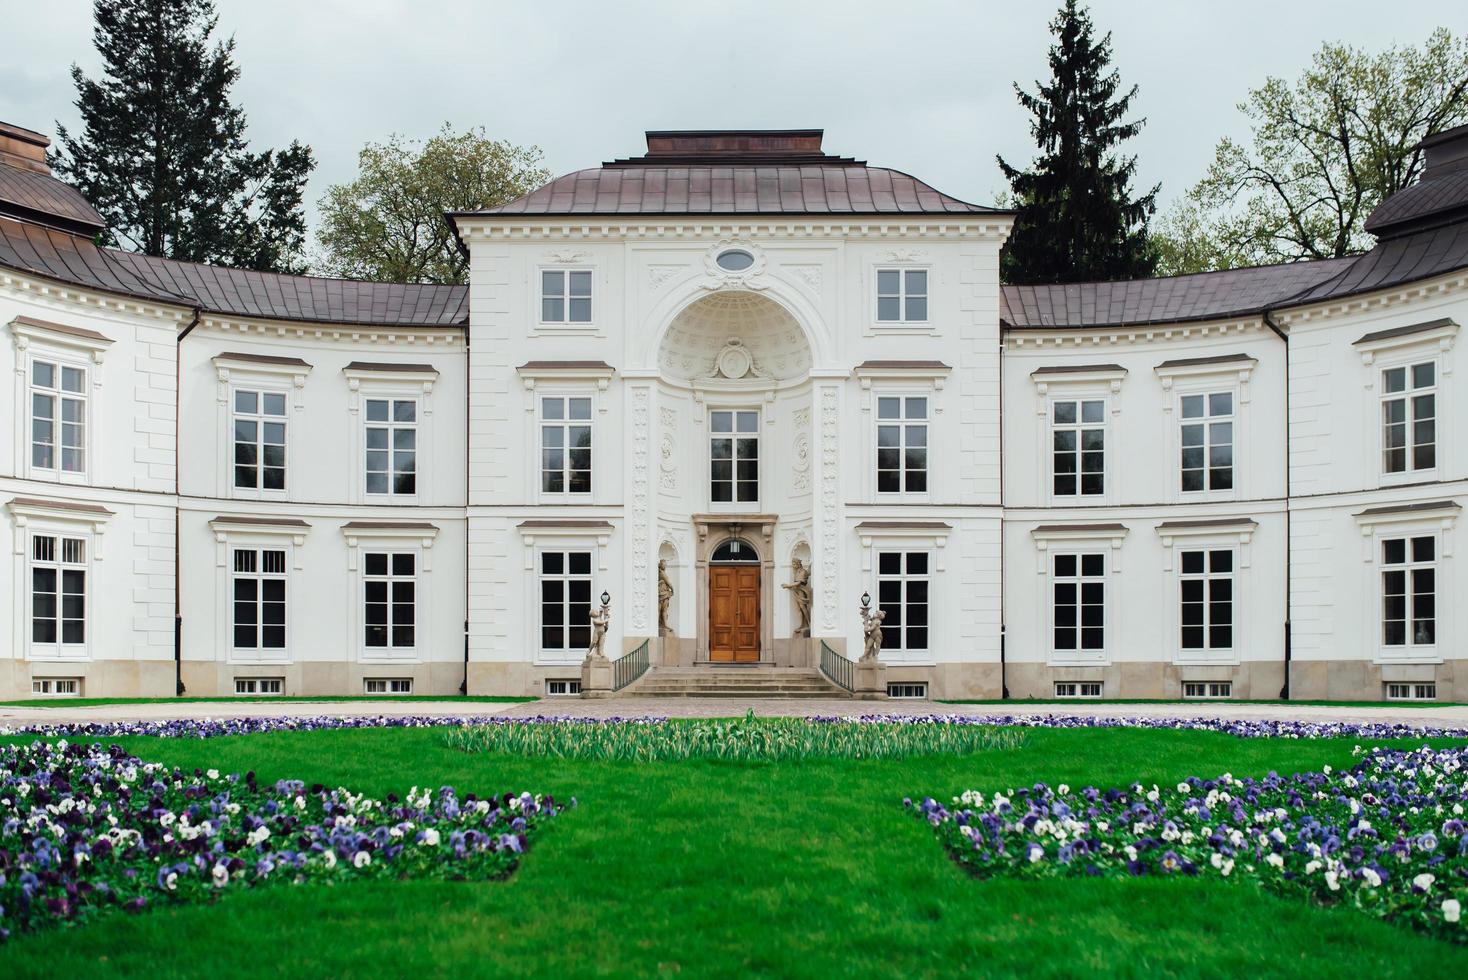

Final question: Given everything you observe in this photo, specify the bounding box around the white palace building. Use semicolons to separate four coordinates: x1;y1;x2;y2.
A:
3;122;1468;702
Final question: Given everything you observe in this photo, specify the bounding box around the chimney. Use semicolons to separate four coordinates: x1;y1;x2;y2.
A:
643;129;826;158
0;121;52;175
1420;122;1468;180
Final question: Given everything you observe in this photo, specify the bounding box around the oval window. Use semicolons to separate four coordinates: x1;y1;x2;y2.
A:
716;249;755;272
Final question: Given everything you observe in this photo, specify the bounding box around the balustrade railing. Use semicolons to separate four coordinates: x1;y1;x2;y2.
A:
613;639;651;691
819;640;854;693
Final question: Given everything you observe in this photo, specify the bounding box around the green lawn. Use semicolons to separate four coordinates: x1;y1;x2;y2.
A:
5;726;1468;978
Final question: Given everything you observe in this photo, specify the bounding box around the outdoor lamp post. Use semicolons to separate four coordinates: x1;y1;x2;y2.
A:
601;590;611;607
861;591;871;610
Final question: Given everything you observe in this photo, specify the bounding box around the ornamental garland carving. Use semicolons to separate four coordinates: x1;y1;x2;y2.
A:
630;387;651;631
792;407;811;492
819;386;840;630
659;406;678;492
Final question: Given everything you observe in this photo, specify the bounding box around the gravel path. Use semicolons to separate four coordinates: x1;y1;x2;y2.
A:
4;697;1468;729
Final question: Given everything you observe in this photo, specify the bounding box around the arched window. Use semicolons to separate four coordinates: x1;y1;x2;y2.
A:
711;539;759;563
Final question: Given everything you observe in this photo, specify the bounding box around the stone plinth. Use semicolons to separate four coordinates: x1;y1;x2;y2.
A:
854;659;887;700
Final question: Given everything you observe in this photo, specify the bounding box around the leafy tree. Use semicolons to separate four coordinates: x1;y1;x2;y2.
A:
52;0;315;273
998;0;1159;284
316;126;550;284
1155;29;1468;275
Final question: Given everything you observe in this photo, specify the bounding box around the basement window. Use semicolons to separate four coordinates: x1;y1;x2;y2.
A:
887;682;928;700
1385;682;1436;701
365;678;413;695
1182;681;1232;700
32;677;81;697
234;677;283;695
1054;681;1102;699
545;678;582;697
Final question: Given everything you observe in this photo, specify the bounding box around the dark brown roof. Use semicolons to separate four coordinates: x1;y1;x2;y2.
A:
107;249;469;327
0;159;105;237
1363;124;1468;237
341;521;440;531
1290;222;1468;306
216;351;312;368
517;519;615;530
516;360;616;372
853;521;952;531
10;315;112;344
208;515;311;528
1354;318;1458;346
1001;258;1355;329
1155;352;1256;370
343;361;439;374
1355;500;1463;519
1155;518;1259;531
0;215;193;306
8;496;114;516
1031;523;1129;533
853;360;952;371
1029;363;1127;375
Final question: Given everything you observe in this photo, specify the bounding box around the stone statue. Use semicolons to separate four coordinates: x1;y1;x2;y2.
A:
859;603;886;662
587;599;611;661
782;558;812;636
657;559;674;634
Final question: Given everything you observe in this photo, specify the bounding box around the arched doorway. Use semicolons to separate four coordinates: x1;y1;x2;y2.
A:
709;538;760;662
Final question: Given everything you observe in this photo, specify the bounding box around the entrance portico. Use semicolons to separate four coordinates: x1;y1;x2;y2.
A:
691;515;778;664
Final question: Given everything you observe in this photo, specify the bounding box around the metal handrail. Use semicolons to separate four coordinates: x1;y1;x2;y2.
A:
613;638;651;691
819;640;854;693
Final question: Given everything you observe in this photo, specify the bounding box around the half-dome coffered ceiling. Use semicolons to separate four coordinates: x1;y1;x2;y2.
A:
658;291;812;381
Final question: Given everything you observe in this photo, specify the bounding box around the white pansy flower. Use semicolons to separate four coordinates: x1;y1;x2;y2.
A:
1414;873;1435;891
353;850;371;868
1444;899;1462;923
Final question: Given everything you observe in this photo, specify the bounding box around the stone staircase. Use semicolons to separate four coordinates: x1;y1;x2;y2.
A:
622;665;850;699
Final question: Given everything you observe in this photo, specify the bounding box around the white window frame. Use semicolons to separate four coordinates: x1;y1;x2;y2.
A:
27;531;90;661
1384;681;1436;701
344;365;438;504
230;545;289;659
362;550;418;656
28;356;90;483
1178;546;1236;655
31;677;82;697
364;677;413;695
708;408;761;509
210;518;308;665
212;355;310;502
234;677;283;695
341;524;437;664
1029;367;1127;506
1054;681;1103;699
9;500;110;664
873;548;932;657
545;678;582;696
1177;389;1236;496
537;547;597;661
363;396;421;498
1049;395;1108;500
1030;525;1127;667
1354;505;1457;665
873;266;929;325
1354;319;1457;488
1155;356;1255;504
1156;521;1254;666
539;393;594;498
1182;681;1232;699
228;383;292;498
1377;356;1439;483
1379;532;1438;655
1049;550;1107;661
874;393;930;497
9;317;111;485
539;267;594;325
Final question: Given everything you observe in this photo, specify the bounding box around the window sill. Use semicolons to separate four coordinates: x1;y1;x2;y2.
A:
1048;654;1109;667
228;652;291;665
26;650;90;662
1374;650;1443;666
360;652;422;664
535;653;586;667
1173;652;1242;667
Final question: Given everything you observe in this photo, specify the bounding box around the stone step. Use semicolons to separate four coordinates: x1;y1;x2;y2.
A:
623;666;849;699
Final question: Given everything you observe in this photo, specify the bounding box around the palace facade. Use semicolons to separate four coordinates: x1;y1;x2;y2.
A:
3;121;1467;701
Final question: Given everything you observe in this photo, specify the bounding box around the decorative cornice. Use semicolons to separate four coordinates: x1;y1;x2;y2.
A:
0;266;192;326
1004;318;1265;350
454;218;1013;243
197;317;465;347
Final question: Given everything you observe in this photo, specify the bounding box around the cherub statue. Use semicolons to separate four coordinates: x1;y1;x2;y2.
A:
657;559;674;634
782;557;812;636
859;604;886;662
587;599;611;661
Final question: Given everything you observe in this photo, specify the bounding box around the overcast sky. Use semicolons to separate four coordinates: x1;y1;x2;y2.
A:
2;0;1460;235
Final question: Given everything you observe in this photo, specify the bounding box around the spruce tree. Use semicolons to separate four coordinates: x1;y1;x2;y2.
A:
998;0;1159;284
52;0;315;273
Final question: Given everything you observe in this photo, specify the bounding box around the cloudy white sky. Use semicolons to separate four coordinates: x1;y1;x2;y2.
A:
2;0;1460;232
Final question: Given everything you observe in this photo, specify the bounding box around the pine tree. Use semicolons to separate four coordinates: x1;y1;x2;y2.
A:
52;0;315;273
998;0;1159;284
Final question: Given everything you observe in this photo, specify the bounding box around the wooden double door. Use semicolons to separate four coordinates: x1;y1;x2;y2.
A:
708;565;761;662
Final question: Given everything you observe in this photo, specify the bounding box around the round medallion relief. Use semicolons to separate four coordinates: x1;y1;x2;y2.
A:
715;341;753;379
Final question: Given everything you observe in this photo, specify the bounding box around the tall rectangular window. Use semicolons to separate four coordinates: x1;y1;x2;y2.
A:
877;551;929;652
1180;391;1233;492
233;390;287;490
1180;549;1233;651
1053;553;1104;654
541;270;592;323
1382;362;1435;473
31;535;86;647
710;410;758;503
541;551;592;653
875;268;927;322
1052;399;1104;496
365;398;417;495
876;396;928;493
30;359;86;474
541;396;592;494
364;552;415;649
1382;535;1435;649
233;548;286;652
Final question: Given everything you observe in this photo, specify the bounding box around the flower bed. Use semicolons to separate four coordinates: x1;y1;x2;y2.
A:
909;744;1468;941
5;712;1468;742
0;739;565;941
444;712;1027;761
